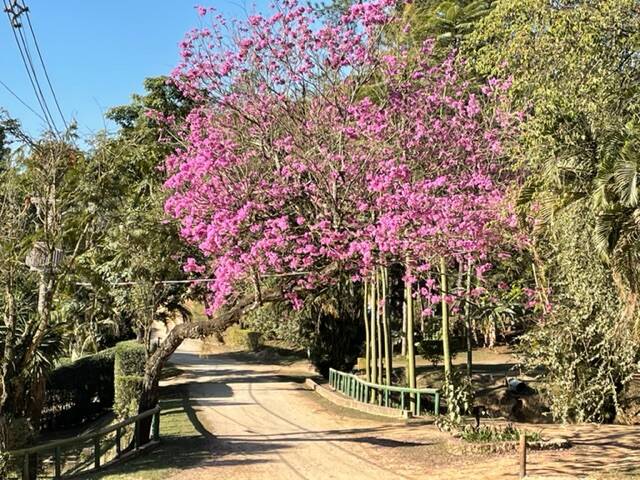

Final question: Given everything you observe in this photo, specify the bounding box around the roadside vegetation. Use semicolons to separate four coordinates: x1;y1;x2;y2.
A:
0;0;639;478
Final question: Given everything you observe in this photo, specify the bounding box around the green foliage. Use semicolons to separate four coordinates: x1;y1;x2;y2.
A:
115;341;147;376
591;119;640;291
242;302;305;346
429;0;493;46
224;325;263;352
298;281;364;378
442;370;472;424
521;203;639;422
436;414;541;443
70;76;196;357
114;341;146;419
460;424;540;443
42;347;116;430
0;417;34;477
394;0;493;49
417;337;461;365
466;0;640;423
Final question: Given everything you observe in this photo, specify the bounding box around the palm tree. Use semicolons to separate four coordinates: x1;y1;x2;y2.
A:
592;119;640;291
430;0;493;47
519;116;640;317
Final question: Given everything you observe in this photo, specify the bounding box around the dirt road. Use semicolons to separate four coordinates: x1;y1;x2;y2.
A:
162;340;640;480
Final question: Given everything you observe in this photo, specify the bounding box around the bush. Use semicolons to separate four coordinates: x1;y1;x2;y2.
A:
417;337;463;366
224;325;263;351
242;302;305;346
114;341;146;419
521;204;638;423
42;347;116;430
0;417;35;478
304;313;363;378
460;424;541;443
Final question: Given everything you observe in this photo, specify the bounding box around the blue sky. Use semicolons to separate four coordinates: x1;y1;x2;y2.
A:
0;1;269;139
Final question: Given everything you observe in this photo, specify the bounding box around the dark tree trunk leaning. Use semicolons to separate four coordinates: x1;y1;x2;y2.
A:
136;289;283;444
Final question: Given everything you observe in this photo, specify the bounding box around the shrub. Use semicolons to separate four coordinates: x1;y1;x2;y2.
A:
417;337;463;366
520;204;638;423
242;302;305;346
303;313;362;378
460;424;541;443
224;325;263;351
114;341;146;419
42;347;116;430
0;417;35;478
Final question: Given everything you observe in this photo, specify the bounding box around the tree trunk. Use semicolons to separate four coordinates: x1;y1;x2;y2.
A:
375;272;383;385
1;284;16;414
401;292;407;357
440;257;452;379
369;277;377;401
137;289;282;443
464;260;473;378
363;281;371;382
381;267;391;387
405;276;416;390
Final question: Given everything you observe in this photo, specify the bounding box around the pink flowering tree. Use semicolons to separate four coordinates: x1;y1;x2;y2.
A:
141;0;521;417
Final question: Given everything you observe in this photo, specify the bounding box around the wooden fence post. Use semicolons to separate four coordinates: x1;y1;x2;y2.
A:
94;436;101;469
519;433;527;478
54;447;62;479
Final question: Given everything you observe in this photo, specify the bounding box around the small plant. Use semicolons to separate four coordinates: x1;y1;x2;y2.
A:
434;414;462;434
224;325;263;351
442;370;473;424
460;423;541;443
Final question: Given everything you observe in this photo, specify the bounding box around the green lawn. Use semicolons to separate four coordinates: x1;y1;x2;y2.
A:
81;386;211;480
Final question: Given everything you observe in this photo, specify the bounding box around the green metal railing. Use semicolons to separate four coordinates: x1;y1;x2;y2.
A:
329;368;440;416
7;405;161;480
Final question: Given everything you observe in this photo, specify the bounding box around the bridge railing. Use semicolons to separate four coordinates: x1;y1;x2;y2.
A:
6;405;161;480
328;368;440;416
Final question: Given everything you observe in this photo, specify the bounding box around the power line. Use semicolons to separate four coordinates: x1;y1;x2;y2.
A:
15;21;59;131
0;78;47;123
4;6;55;132
24;9;68;130
3;0;65;135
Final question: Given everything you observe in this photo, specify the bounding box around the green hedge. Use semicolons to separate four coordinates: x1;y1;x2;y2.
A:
42;347;117;430
114;341;146;419
224;325;263;351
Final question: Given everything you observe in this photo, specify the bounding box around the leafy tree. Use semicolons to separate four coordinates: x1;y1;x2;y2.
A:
521;202;636;422
466;0;640;420
142;0;520;429
0;130;91;454
390;0;493;50
69;76;196;357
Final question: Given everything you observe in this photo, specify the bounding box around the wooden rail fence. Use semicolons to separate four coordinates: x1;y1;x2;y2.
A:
6;405;161;479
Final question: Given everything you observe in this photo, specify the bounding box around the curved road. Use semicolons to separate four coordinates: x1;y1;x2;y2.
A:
157;340;640;480
162;340;527;480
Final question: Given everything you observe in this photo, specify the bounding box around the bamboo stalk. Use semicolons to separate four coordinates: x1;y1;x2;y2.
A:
440;257;452;378
401;293;407;357
381;267;391;387
406;272;416;392
369;276;377;402
364;281;371;382
376;270;383;385
464;260;473;378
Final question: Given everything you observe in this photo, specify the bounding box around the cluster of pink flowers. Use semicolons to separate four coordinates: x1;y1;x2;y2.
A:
164;0;523;313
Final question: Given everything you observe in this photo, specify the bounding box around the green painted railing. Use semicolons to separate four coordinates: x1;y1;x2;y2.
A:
7;405;161;480
329;368;440;416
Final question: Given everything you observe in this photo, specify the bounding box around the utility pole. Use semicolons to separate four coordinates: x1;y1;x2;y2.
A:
3;0;28;28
